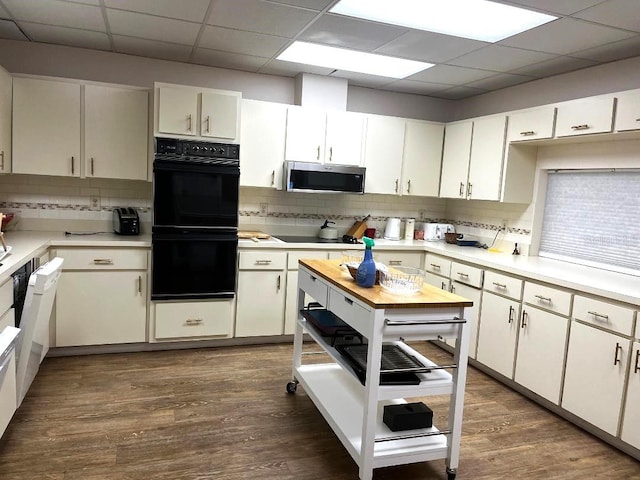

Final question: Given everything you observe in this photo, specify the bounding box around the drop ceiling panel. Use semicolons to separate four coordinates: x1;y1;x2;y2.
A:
510;55;599;77
258;59;334;77
329;70;395;88
571;35;640;62
0;18;29;41
500;0;607;15
21;22;110;50
106;9;200;45
266;0;337;10
408;64;496;85
112;35;193;62
193;48;270;72
448;45;558;72
199;25;288;58
376;30;489;63
572;0;640;32
104;0;211;23
206;0;318;38
436;85;488;100
299;14;406;51
2;0;106;31
0;3;9;16
383;79;454;96
500;18;637;54
465;72;536;90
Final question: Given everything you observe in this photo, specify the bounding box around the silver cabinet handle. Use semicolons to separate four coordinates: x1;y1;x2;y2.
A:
90;157;95;176
456;272;469;278
459;182;464;197
255;260;272;265
508;305;514;324
389;260;402;266
276;274;281;291
93;259;114;265
138;275;142;294
329;146;333;162
521;310;528;328
407;179;411;194
493;282;507;288
185;318;203;326
571;124;590;131
316;145;320;161
588;311;609;320
635;349;640;374
71;156;75;175
206;115;211;133
271;170;275;186
534;294;552;303
614;342;622;366
187;114;192;132
395;179;399;193
430;264;441;270
0;150;4;170
519;131;535;136
344;297;353;305
467;182;472;198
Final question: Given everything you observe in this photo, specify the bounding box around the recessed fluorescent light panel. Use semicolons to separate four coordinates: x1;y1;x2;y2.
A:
330;0;557;43
276;41;434;78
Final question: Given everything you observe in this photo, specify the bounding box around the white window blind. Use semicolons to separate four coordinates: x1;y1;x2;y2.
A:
539;170;640;276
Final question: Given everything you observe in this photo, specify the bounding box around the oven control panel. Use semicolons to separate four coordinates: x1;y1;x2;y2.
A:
155;137;239;159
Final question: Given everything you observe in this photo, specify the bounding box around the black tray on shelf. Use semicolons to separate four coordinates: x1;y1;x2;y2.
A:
336;344;429;386
300;305;364;347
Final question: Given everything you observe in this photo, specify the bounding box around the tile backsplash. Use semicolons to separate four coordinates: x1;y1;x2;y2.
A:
0;175;532;252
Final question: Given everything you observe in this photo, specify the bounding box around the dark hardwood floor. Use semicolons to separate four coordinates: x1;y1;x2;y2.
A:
0;342;638;479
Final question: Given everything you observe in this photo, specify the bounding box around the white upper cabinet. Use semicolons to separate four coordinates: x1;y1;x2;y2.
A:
555;96;615;137
285;106;364;165
155;83;241;142
240;99;287;189
439;121;473;199
615;91;640;132
0;66;10;174
507;106;556;142
84;85;148;181
362;114;405;195
467;115;507;201
401;120;444;197
13;77;81;177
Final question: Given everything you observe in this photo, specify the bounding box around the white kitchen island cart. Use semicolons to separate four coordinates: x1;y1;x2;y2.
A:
287;259;473;480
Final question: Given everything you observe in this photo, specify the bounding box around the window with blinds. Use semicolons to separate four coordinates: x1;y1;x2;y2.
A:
539;170;640;276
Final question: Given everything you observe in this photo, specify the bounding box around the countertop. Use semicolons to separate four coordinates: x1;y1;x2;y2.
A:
1;231;638;307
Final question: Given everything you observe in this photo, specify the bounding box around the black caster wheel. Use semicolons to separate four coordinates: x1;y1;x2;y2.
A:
286;381;298;394
446;467;456;480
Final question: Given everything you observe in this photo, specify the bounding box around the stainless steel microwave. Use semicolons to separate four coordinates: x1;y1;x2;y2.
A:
284;161;366;194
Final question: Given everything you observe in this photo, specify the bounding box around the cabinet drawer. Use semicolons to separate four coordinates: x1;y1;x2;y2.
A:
55;248;147;270
0;309;15;332
484;270;523;300
155;300;234;339
287;251;328;270
523;282;571;316
328;287;370;334
0;352;16;438
376;251;423;268
425;254;451;277
573;295;635;336
450;261;483;288
0;278;12;316
238;251;286;270
298;268;329;306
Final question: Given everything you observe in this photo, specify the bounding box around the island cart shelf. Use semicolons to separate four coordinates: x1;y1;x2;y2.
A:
287;259;473;480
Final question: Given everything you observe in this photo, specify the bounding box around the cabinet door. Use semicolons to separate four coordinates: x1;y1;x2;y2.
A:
363;115;404;194
425;272;449;291
56;271;147;346
13;77;81;176
401;121;444;197
449;282;482;359
324;111;364;166
562;321;629;435
621;341;640;449
514;306;568;404
439;121;472;199
157;86;198;136
85;85;148;180
236;271;285;337
476;291;520;378
200;91;240;140
240;99;286;189
285;106;326;163
0;66;10;174
467;115;506;201
507;106;556;142
615;92;640;132
555;97;614;137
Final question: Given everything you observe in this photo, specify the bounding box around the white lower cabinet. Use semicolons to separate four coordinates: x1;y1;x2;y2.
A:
425;272;450;291
621;341;640;449
476;291;520;378
235;251;286;337
154;300;234;340
449;282;482;359
54;248;148;346
375;251;424;268
562;321;630;435
514;306;568;404
0;348;16;437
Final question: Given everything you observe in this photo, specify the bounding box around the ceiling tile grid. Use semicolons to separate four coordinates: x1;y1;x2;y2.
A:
0;0;638;100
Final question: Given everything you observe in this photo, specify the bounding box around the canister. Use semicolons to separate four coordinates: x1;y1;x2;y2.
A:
404;218;415;240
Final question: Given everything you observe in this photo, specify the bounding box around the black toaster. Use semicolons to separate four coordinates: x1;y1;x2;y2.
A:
113;207;140;235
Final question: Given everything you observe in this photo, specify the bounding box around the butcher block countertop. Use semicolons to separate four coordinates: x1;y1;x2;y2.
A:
299;258;473;310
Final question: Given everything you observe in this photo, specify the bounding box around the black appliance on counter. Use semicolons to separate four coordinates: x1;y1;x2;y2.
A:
151;137;240;301
113;207;140;235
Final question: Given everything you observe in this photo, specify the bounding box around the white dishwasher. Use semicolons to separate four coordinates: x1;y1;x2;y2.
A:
0;325;19;437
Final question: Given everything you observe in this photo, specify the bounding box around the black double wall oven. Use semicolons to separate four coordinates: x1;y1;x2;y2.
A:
152;137;240;301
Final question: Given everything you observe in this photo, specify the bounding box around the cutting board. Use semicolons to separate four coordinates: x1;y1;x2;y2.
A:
238;231;271;239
